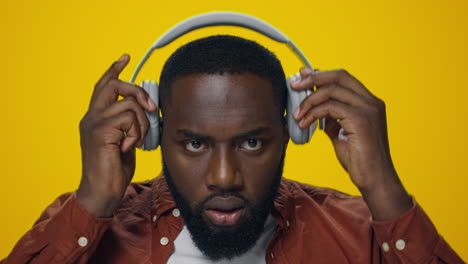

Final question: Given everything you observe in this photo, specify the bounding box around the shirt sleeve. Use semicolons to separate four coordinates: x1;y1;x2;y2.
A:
371;198;465;264
1;192;113;264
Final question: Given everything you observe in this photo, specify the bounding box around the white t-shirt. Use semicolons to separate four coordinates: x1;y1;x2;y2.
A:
167;215;277;264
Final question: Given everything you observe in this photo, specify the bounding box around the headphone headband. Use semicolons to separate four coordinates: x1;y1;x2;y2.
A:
130;12;312;83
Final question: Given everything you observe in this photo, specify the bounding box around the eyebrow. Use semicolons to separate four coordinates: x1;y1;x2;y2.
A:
177;127;271;141
177;130;210;140
235;127;270;139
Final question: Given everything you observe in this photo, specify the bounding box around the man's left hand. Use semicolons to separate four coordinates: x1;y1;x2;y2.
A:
291;68;413;221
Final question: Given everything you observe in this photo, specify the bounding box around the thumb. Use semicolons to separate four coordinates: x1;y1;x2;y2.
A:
324;118;350;172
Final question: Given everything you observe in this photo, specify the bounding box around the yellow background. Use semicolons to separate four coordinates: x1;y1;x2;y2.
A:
1;0;467;260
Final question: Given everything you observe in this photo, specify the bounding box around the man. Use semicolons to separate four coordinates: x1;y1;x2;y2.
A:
1;35;464;263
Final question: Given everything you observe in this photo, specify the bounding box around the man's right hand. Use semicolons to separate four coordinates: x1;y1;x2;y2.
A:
76;54;157;217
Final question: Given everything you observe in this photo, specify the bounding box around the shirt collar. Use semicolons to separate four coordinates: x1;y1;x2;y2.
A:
151;174;177;218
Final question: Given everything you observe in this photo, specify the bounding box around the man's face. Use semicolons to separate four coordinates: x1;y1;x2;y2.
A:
160;73;288;260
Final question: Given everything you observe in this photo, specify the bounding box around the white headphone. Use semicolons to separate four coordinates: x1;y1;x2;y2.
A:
130;11;323;151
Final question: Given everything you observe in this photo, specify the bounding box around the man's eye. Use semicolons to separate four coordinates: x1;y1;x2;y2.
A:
240;139;263;151
185;140;206;152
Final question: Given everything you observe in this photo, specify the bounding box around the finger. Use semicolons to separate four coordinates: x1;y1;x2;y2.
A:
293;69;373;98
293;83;369;121
301;67;315;75
324;118;343;143
120;119;140;153
104;111;141;153
289;67;316;90
91;54;130;103
99;97;150;147
298;100;355;129
90;79;157;112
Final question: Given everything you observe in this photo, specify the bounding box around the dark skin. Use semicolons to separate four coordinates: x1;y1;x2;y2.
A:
77;54;412;222
291;68;412;220
77;54;156;217
160;73;288;224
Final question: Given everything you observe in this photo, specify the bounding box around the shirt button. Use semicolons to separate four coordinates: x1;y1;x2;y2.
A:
78;236;88;247
172;208;180;217
382;242;390;252
152;215;158;222
160;237;169;246
270;252;275;259
395;239;406;250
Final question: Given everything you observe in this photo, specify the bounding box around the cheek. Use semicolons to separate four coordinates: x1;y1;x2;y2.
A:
162;143;211;207
239;146;284;205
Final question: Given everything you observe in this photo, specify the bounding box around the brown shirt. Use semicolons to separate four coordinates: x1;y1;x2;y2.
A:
1;176;464;264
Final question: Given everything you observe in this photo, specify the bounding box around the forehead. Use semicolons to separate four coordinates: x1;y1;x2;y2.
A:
163;73;280;135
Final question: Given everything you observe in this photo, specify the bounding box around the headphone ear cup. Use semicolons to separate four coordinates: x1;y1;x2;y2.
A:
140;80;160;150
286;73;317;144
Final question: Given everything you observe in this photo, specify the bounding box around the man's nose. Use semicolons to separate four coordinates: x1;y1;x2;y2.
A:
205;147;243;192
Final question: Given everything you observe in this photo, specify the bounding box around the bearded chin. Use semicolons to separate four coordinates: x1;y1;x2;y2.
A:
161;152;285;261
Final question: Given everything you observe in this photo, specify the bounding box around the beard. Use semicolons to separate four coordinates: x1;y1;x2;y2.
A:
162;152;285;261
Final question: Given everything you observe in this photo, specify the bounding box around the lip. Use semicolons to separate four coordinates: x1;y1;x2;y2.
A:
204;196;245;211
205;208;245;226
203;196;246;226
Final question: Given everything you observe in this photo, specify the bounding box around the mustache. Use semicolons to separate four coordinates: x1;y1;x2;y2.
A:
198;191;250;209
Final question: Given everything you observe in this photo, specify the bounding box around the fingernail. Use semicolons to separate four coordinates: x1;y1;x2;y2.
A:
147;97;156;110
299;119;305;127
118;54;127;62
291;80;302;89
291;73;301;83
301;67;313;75
294;107;300;119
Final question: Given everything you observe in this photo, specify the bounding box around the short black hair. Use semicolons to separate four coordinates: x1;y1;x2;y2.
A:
159;35;287;117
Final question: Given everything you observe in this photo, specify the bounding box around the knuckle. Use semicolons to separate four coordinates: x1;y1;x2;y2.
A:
107;79;119;88
377;98;386;109
79;114;94;132
370;98;386;114
94;81;101;89
124;110;137;121
337;69;348;75
79;115;88;128
336;69;349;80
